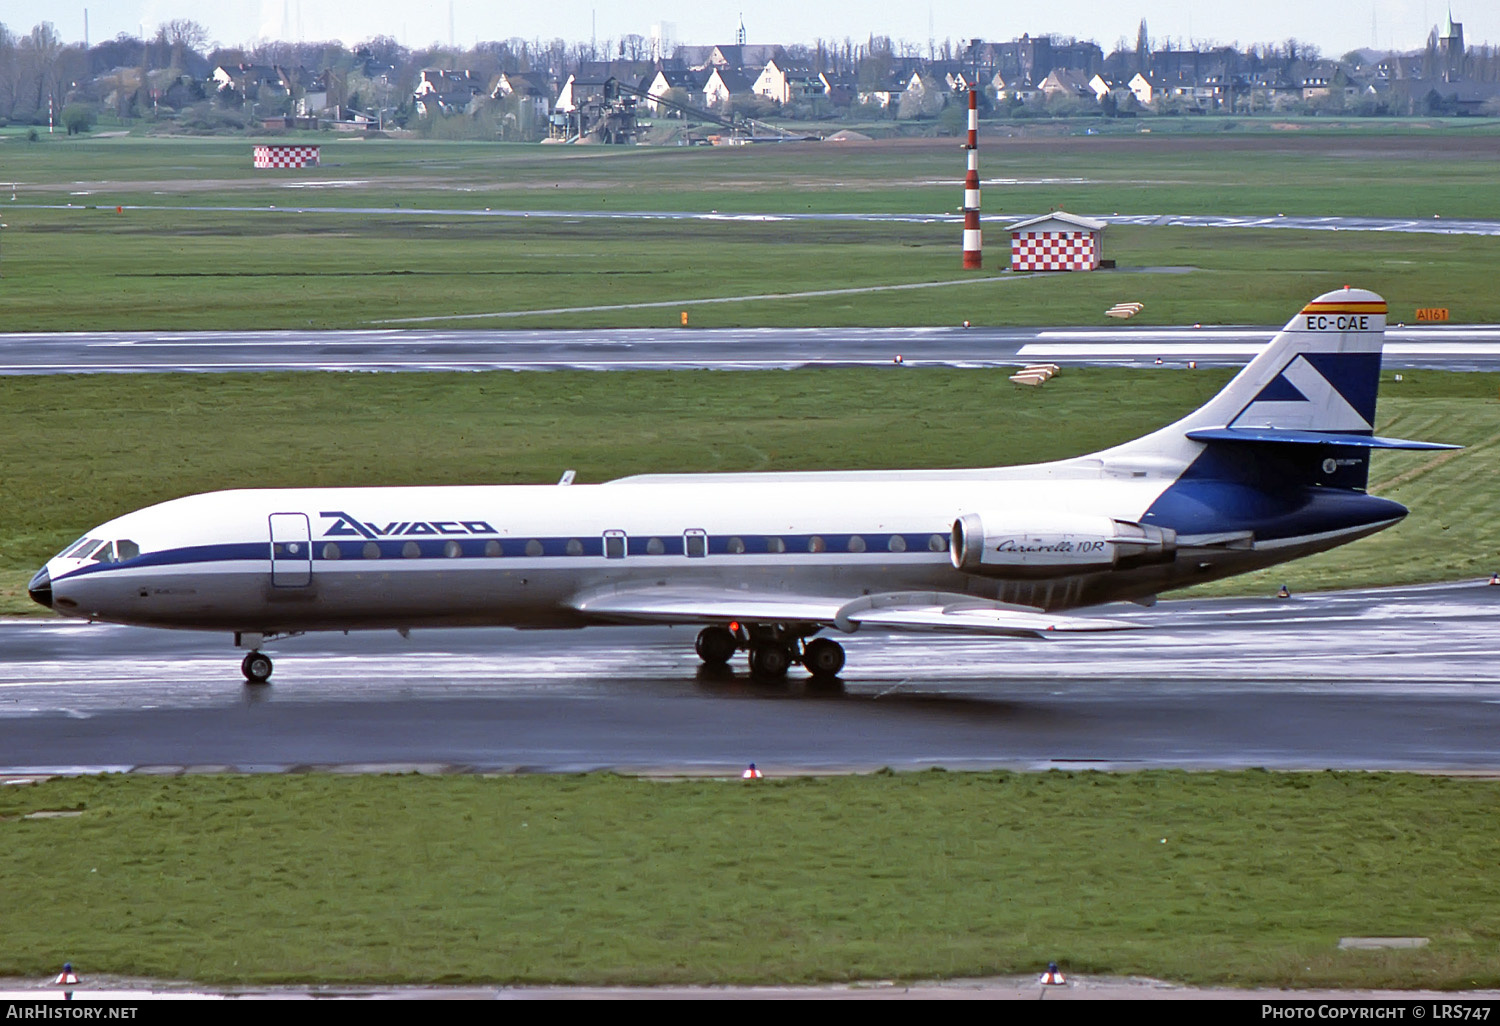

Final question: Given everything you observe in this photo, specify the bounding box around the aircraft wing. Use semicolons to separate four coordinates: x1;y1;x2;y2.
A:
568;587;1143;638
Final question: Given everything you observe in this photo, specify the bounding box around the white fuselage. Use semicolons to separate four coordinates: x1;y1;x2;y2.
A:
38;458;1376;635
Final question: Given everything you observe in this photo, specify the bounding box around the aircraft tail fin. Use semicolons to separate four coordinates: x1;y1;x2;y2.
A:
1097;287;1453;491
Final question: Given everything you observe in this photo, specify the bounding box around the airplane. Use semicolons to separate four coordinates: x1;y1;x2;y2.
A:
28;287;1454;685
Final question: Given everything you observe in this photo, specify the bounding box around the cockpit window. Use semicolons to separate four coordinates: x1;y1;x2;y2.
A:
60;538;139;564
62;537;97;558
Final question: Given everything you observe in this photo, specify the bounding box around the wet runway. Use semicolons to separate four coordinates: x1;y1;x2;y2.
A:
2;324;1498;374
2;581;1497;776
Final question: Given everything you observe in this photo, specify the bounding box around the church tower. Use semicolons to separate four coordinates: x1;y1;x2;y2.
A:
1439;8;1465;82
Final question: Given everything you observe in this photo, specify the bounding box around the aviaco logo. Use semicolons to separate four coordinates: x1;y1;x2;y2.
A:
319;511;498;539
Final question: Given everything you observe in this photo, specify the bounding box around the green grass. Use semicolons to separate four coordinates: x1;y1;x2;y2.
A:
1;770;1497;988
5;131;1500;218
2;368;1495;614
2;210;1499;330
0;132;1499;330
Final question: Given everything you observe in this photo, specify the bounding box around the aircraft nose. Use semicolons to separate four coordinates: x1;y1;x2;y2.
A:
27;567;52;609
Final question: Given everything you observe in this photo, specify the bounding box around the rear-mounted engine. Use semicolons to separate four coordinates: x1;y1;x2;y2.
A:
951;512;1176;579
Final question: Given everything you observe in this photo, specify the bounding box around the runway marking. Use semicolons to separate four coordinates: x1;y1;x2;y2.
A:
370;275;1029;324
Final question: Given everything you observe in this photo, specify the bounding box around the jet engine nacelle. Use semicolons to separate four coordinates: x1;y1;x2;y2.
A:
951;512;1176;579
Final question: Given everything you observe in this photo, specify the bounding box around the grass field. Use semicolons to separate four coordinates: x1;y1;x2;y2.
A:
2;367;1494;614
0;132;1498;329
1;770;1497;988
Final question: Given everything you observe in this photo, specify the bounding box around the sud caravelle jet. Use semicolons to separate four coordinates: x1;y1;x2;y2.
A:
29;288;1453;684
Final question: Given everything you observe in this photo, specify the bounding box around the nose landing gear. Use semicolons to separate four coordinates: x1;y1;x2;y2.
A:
241;650;273;684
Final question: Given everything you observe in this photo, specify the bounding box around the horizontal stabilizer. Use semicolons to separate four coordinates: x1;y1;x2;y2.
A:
1185;427;1459;451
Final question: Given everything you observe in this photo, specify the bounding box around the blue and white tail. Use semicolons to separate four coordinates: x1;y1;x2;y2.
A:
1098;287;1452;490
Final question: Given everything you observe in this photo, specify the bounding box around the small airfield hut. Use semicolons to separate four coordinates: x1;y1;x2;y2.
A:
253;144;320;169
1007;211;1107;271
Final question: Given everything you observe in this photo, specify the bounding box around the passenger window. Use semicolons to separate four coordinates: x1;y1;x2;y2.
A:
928;534;947;552
888;535;907;553
484;540;502;557
646;537;665;556
847;536;866;553
726;537;745;554
525;539;543;557
363;542;381;559
444;540;463;558
402;541;421;558
766;537;785;554
685;530;707;558
115;540;140;561
322;543;341;560
604;532;626;559
808;536;825;553
565;538;584;556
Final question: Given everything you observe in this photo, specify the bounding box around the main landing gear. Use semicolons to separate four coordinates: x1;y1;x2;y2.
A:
696;625;845;681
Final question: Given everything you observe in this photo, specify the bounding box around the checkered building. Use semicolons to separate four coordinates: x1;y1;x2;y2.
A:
1006;212;1107;272
253;145;320;169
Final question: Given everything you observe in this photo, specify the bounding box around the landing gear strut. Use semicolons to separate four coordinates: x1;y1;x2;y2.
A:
241;650;273;684
694;624;845;681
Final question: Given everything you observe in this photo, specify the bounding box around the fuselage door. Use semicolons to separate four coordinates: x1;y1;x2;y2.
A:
269;513;312;587
603;530;626;560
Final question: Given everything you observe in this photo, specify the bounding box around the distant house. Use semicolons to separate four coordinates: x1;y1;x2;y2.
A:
642;65;704;113
992;72;1040;104
1127;72;1160;106
897;68;949;118
855;73;903;109
414;69;484;97
819;71;857;108
1039;68;1093;101
212;63;289;99
752;58;824;105
702;67;755;110
556;61;654;112
491;73;553;124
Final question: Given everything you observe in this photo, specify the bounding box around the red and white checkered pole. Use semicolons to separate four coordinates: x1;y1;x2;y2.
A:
962;88;981;269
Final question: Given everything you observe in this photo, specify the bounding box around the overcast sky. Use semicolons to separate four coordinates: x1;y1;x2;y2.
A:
5;1;1492;56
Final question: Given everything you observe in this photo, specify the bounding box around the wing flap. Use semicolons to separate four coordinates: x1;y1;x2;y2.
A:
569;587;841;626
844;605;1144;637
568;586;1143;638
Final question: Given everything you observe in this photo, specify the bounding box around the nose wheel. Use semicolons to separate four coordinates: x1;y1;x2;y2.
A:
241;651;273;684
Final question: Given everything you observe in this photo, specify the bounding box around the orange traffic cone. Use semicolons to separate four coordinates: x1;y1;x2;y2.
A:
742;763;763;780
1489;573;1499;586
1040;961;1067;985
53;963;79;986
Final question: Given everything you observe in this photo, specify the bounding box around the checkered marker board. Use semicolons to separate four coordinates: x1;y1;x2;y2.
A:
1010;230;1097;271
253;145;320;168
